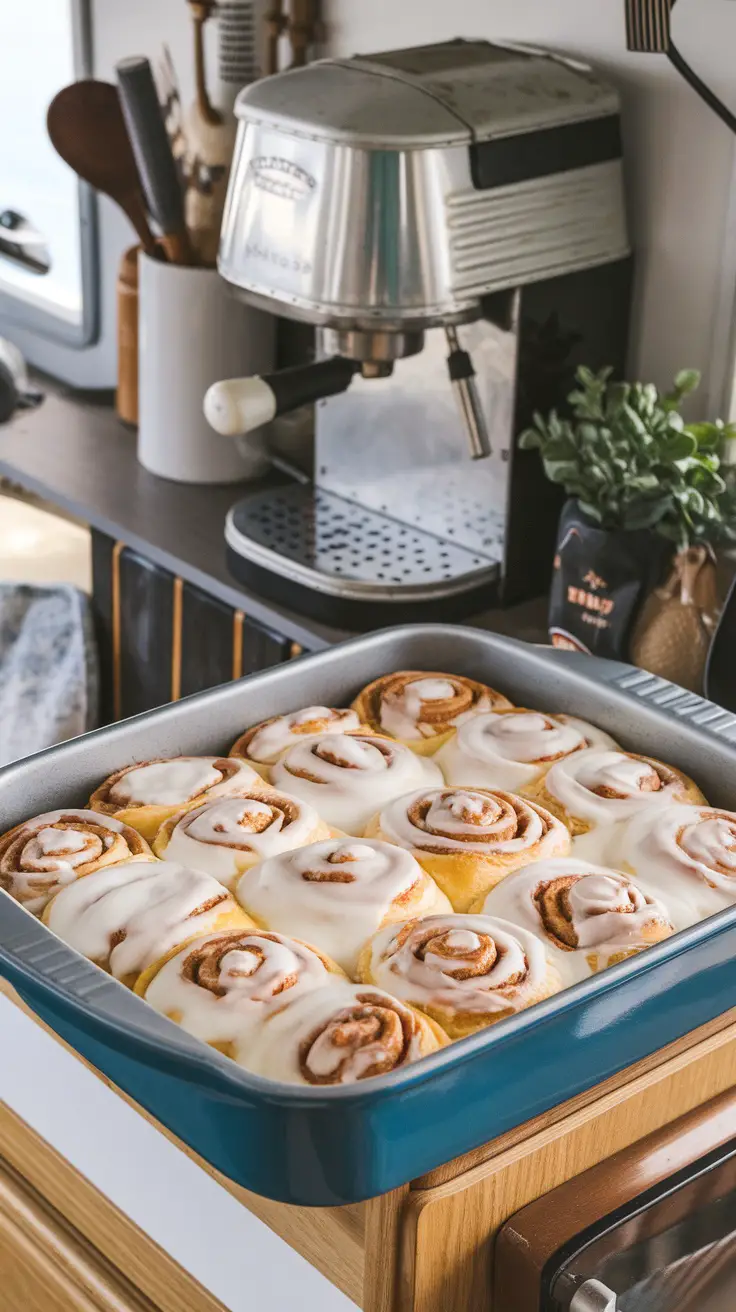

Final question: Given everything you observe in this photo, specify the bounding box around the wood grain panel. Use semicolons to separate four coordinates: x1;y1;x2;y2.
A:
0;1153;155;1311
403;1019;736;1312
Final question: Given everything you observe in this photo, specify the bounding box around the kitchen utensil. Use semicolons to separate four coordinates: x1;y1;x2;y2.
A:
209;41;633;624
187;0;220;126
115;57;194;266
286;0;320;67
1;626;736;1206
46;80;157;257
137;250;273;482
116;246;139;426
216;0;260;113
264;0;286;74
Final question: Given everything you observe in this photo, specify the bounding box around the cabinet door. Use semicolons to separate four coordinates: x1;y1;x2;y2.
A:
0;1155;153;1311
91;530;299;722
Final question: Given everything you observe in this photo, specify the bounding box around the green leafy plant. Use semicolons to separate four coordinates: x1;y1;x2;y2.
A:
519;366;736;550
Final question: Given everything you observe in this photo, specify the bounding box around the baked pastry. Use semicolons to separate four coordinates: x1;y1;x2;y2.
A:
616;803;736;928
152;790;331;890
365;786;570;912
352;671;513;755
236;836;452;974
356;913;562;1039
135;928;346;1058
0;808;152;915
89;756;267;842
478;857;674;982
526;748;706;837
270;733;443;835
230;706;367;778
436;709;617;793
240;982;446;1084
43;859;251;989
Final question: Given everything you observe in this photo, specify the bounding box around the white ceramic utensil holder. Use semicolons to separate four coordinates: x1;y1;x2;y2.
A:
137;252;274;483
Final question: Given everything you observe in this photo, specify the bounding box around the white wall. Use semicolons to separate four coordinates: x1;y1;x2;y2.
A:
324;0;736;414
15;0;736;414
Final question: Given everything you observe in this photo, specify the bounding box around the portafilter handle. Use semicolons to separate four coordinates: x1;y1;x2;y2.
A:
204;356;359;436
445;325;492;460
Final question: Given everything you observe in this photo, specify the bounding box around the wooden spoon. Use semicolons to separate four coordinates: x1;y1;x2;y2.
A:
47;79;158;257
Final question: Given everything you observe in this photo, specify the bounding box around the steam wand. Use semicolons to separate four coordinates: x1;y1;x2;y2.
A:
445;325;492;460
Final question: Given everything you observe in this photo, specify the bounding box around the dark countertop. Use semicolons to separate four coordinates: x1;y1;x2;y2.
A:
0;386;547;648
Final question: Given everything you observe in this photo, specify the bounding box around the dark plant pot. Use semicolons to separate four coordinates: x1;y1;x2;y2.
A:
548;498;672;660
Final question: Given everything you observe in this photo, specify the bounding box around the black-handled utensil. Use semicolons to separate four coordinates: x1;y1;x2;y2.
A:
115;56;194;265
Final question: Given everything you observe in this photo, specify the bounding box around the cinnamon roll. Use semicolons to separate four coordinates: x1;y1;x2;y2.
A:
89;756;268;842
365;786;570;912
352;671;513;755
0;809;152;915
152;790;331;890
617;803;736;927
43;859;251;989
242;983;446;1084
479;857;674;981
356;913;562;1039
236;836;451;975
436;709;617;793
135;928;346;1058
526;749;706;837
270;733;443;835
230;706;367;778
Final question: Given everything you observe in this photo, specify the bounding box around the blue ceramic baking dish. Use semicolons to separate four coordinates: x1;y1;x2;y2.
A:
1;625;736;1207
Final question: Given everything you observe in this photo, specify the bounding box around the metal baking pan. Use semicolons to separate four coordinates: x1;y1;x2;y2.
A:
1;625;736;1207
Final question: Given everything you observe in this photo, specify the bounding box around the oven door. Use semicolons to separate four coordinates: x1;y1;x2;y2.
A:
495;1090;736;1311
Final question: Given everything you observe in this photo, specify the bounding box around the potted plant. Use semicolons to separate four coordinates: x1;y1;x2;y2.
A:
519;366;736;688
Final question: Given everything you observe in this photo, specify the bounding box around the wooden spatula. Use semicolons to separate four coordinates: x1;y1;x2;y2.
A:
47;79;158;257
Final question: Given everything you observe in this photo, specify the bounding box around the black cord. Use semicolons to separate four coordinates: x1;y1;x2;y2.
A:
668;39;736;135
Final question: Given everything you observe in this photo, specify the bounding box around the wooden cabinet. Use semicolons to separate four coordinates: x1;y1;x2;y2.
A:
90;530;301;723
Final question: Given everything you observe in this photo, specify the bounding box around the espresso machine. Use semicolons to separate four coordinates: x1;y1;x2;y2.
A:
205;39;633;626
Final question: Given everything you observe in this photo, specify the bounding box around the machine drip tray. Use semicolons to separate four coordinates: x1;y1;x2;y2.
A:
225;484;502;626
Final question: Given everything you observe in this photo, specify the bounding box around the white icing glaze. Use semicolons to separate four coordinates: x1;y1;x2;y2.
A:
542;749;686;827
437;711;616;791
245;707;361;764
143;930;334;1050
481;856;673;982
45;859;238;981
377;787;567;857
107;757;259;807
271;734;442;834
618;804;736;928
242;982;426;1084
161;793;323;887
366;914;551;1015
379;677;492;741
0;809;134;913
236;837;442;973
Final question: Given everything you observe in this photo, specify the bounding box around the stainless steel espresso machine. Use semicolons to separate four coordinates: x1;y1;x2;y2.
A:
204;39;633;626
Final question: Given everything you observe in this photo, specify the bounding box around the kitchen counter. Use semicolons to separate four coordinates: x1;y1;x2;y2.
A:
0;385;548;653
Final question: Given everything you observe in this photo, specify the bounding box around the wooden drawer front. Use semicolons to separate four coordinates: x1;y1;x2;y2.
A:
91;530;299;722
0;1154;152;1312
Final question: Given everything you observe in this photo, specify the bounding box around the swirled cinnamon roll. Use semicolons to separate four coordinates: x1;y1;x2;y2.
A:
152;790;331;890
135;928;346;1057
43;859;251;989
356;913;561;1038
365;786;570;912
230;707;368;778
0;809;152;914
526;749;706;837
236;836;451;974
479;857;674;981
270;733;442;835
436;709;617;793
242;983;446;1084
352;671;513;755
89;756;269;842
617;803;736;927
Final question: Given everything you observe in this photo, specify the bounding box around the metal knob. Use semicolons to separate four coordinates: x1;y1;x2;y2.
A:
570;1279;618;1311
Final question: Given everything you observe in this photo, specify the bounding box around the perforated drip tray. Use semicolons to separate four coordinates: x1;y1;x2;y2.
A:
225;484;502;604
